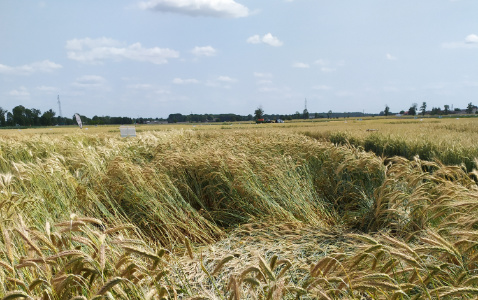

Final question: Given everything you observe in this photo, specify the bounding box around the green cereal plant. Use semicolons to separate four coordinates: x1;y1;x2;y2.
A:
0;214;179;299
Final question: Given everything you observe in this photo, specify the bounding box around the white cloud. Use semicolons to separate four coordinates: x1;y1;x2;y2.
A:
191;46;217;57
72;75;107;89
155;89;171;95
257;79;273;85
204;76;237;88
247;33;283;47
261;33;283;47
66;37;179;64
0;60;62;75
217;75;236;82
253;72;273;78
172;78;200;84
254;72;273;86
314;58;345;72
9;86;30;98
253;72;288;93
65;37;120;51
443;34;478;49
139;0;250;18
386;53;397;60
315;59;335;72
465;34;478;43
292;62;310;68
314;59;329;66
171;76;236;87
246;35;261;44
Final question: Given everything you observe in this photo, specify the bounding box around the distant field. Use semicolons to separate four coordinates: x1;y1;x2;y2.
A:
5;117;478;170
2;117;478;298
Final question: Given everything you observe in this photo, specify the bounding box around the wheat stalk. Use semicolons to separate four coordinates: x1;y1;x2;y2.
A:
1;290;34;300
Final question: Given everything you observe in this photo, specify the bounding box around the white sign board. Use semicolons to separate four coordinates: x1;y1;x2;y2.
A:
120;126;137;137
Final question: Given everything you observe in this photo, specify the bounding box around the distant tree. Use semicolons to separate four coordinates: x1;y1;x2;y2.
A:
430;107;442;115
32;108;41;125
6;112;13;126
40;109;56;126
384;105;390;117
12;105;27;126
466;102;474;114
254;106;264;120
444;105;450;115
92;115;104;125
303;108;309;119
167;113;186;123
0;107;7;126
420;102;427;116
24;108;33;126
408;103;418;116
399;110;405;114
294;111;301;119
327;110;332;119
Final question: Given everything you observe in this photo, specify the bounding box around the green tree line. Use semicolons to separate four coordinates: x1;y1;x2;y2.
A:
167;111;344;123
0;105;136;127
0;105;63;127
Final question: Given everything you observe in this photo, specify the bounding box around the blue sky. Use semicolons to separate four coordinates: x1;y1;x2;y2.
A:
1;0;477;118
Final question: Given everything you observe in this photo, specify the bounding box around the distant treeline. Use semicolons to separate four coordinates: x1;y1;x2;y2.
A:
166;111;375;123
0;105;62;127
167;113;252;123
0;105;141;127
166;113;294;123
0;104;380;128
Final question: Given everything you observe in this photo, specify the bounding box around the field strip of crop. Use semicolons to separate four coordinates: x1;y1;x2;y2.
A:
2;119;478;298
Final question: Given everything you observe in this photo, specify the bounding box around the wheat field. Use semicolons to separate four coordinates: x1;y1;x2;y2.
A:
2;117;478;299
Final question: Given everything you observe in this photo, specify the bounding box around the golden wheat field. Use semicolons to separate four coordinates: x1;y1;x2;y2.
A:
3;117;478;299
